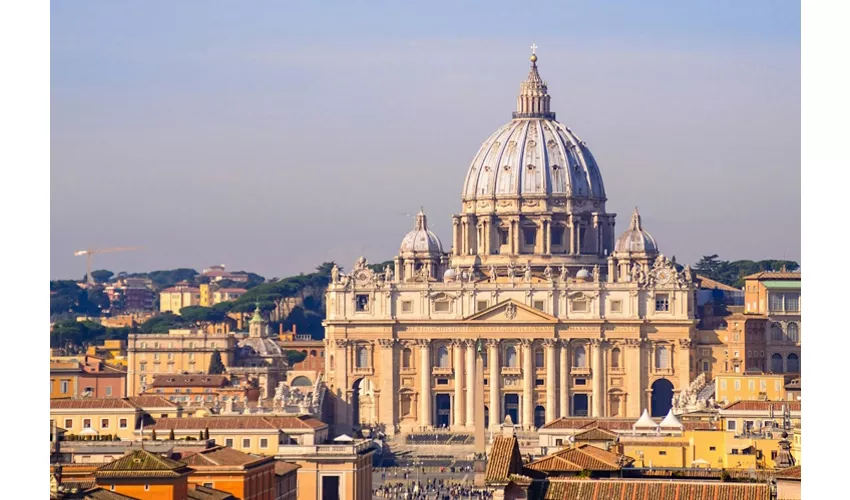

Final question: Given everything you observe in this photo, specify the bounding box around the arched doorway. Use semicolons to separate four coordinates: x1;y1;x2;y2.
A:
771;353;784;373
534;406;546;428
435;394;451;428
651;378;674;417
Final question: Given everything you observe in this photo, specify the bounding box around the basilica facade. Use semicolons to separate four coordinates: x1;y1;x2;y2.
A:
323;52;697;436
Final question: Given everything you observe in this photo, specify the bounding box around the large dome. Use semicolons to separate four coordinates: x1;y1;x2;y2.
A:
462;55;606;204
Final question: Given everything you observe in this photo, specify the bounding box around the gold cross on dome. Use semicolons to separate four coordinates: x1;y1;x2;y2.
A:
530;43;538;55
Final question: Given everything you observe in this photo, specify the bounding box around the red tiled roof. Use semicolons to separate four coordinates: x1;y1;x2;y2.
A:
96;449;192;478
146;415;326;431
161;286;201;293
541;479;770;500
51;398;137;410
127;395;179;408
527;444;627;473
696;274;742;292
722;400;801;412
774;465;801;480
274;460;302;476
485;436;522;483
743;271;801;280
151;375;228;388
181;445;272;468
573;428;619;441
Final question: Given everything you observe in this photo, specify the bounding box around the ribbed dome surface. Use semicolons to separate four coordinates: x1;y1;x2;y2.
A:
615;208;658;254
400;209;444;255
238;337;283;357
462;119;605;201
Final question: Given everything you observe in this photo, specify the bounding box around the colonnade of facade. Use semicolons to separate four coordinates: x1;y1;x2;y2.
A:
330;336;690;434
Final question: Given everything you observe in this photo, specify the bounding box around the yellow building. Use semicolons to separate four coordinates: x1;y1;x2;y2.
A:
50;398;144;440
276;440;375;500
86;339;128;366
126;329;237;396
144;416;329;455
200;283;248;307
715;373;786;405
159;284;201;314
719;400;801;435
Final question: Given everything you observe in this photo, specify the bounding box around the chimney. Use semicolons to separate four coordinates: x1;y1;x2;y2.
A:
279;323;283;336
292;325;296;335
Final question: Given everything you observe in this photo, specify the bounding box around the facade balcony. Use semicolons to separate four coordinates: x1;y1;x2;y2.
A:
501;367;522;375
571;366;591;376
352;367;373;376
653;367;674;376
432;367;454;376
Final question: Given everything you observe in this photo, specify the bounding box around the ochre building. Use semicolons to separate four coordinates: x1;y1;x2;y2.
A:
324;52;698;436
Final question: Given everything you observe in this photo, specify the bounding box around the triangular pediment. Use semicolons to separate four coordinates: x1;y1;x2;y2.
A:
464;299;557;322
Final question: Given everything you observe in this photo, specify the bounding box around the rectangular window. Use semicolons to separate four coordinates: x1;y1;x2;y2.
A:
575;378;586;386
204;483;213;488
434;300;450;313
105;386;112;397
709;446;717;451
144;485;150;491
401;301;413;313
731;449;739;455
260;438;269;448
477;300;489;312
83;419;91;428
659;451;667;456
499;228;509;245
523;227;536;246
735;380;741;390
101;419;109;429
551;227;564;246
769;294;783;312
225;438;234;447
655;294;670;312
60;380;69;393
720;380;727;390
535;379;545;386
572;301;587;313
436;378;448;385
760;380;767;391
748;380;755;391
242;438;251;448
119;419;128;429
610;300;622;313
775;381;781;392
65;419;73;428
533;300;545;311
355;294;370;312
727;421;737;431
702;361;709;372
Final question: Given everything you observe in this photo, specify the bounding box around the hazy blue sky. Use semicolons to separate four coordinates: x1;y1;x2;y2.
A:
51;1;800;280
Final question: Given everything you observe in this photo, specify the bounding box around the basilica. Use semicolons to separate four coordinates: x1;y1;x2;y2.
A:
323;51;697;436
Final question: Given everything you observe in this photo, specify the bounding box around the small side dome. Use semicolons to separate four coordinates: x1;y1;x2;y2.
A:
615;207;659;254
443;268;457;282
576;268;590;280
400;208;444;256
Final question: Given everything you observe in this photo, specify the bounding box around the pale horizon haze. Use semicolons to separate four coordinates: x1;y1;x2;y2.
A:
50;1;801;280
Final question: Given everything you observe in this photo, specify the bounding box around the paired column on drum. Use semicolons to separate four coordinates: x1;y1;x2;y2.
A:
521;339;534;428
418;339;432;428
465;340;476;428
488;340;501;430
453;340;465;429
544;339;557;423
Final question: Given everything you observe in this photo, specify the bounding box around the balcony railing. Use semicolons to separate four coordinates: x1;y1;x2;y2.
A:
432;367;454;375
571;366;591;375
501;367;522;375
352;367;373;375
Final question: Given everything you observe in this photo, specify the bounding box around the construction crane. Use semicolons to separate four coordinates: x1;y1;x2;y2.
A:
74;247;141;285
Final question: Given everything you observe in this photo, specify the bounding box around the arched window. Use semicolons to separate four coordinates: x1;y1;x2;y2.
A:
356;346;368;368
611;348;621;369
771;353;784;373
787;353;800;372
787;323;799;343
291;376;312;387
655;345;670;369
574;346;586;368
771;323;783;341
506;346;518;368
310;350;317;357
535;348;544;369
402;348;412;369
437;346;450;368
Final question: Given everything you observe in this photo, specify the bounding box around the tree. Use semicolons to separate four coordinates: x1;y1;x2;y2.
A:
168;428;175;440
208;349;226;374
179;306;226;326
285;350;307;365
90;270;114;283
138;313;191;333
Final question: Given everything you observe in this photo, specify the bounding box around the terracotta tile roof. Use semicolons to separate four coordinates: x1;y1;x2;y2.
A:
618;439;690;447
182;445;272;468
574;428;619;441
216;288;247;294
51;398;137;410
96;449;192;478
743;271;801;280
696;274;742;292
722;400;801;412
774;465;801;479
146;415;325;431
527;445;626;473
127;395;179;408
80;488;139;500
485;436;522;483
160;286;201;293
188;484;237;500
540;479;771;500
274;460;301;476
151;375;228;388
